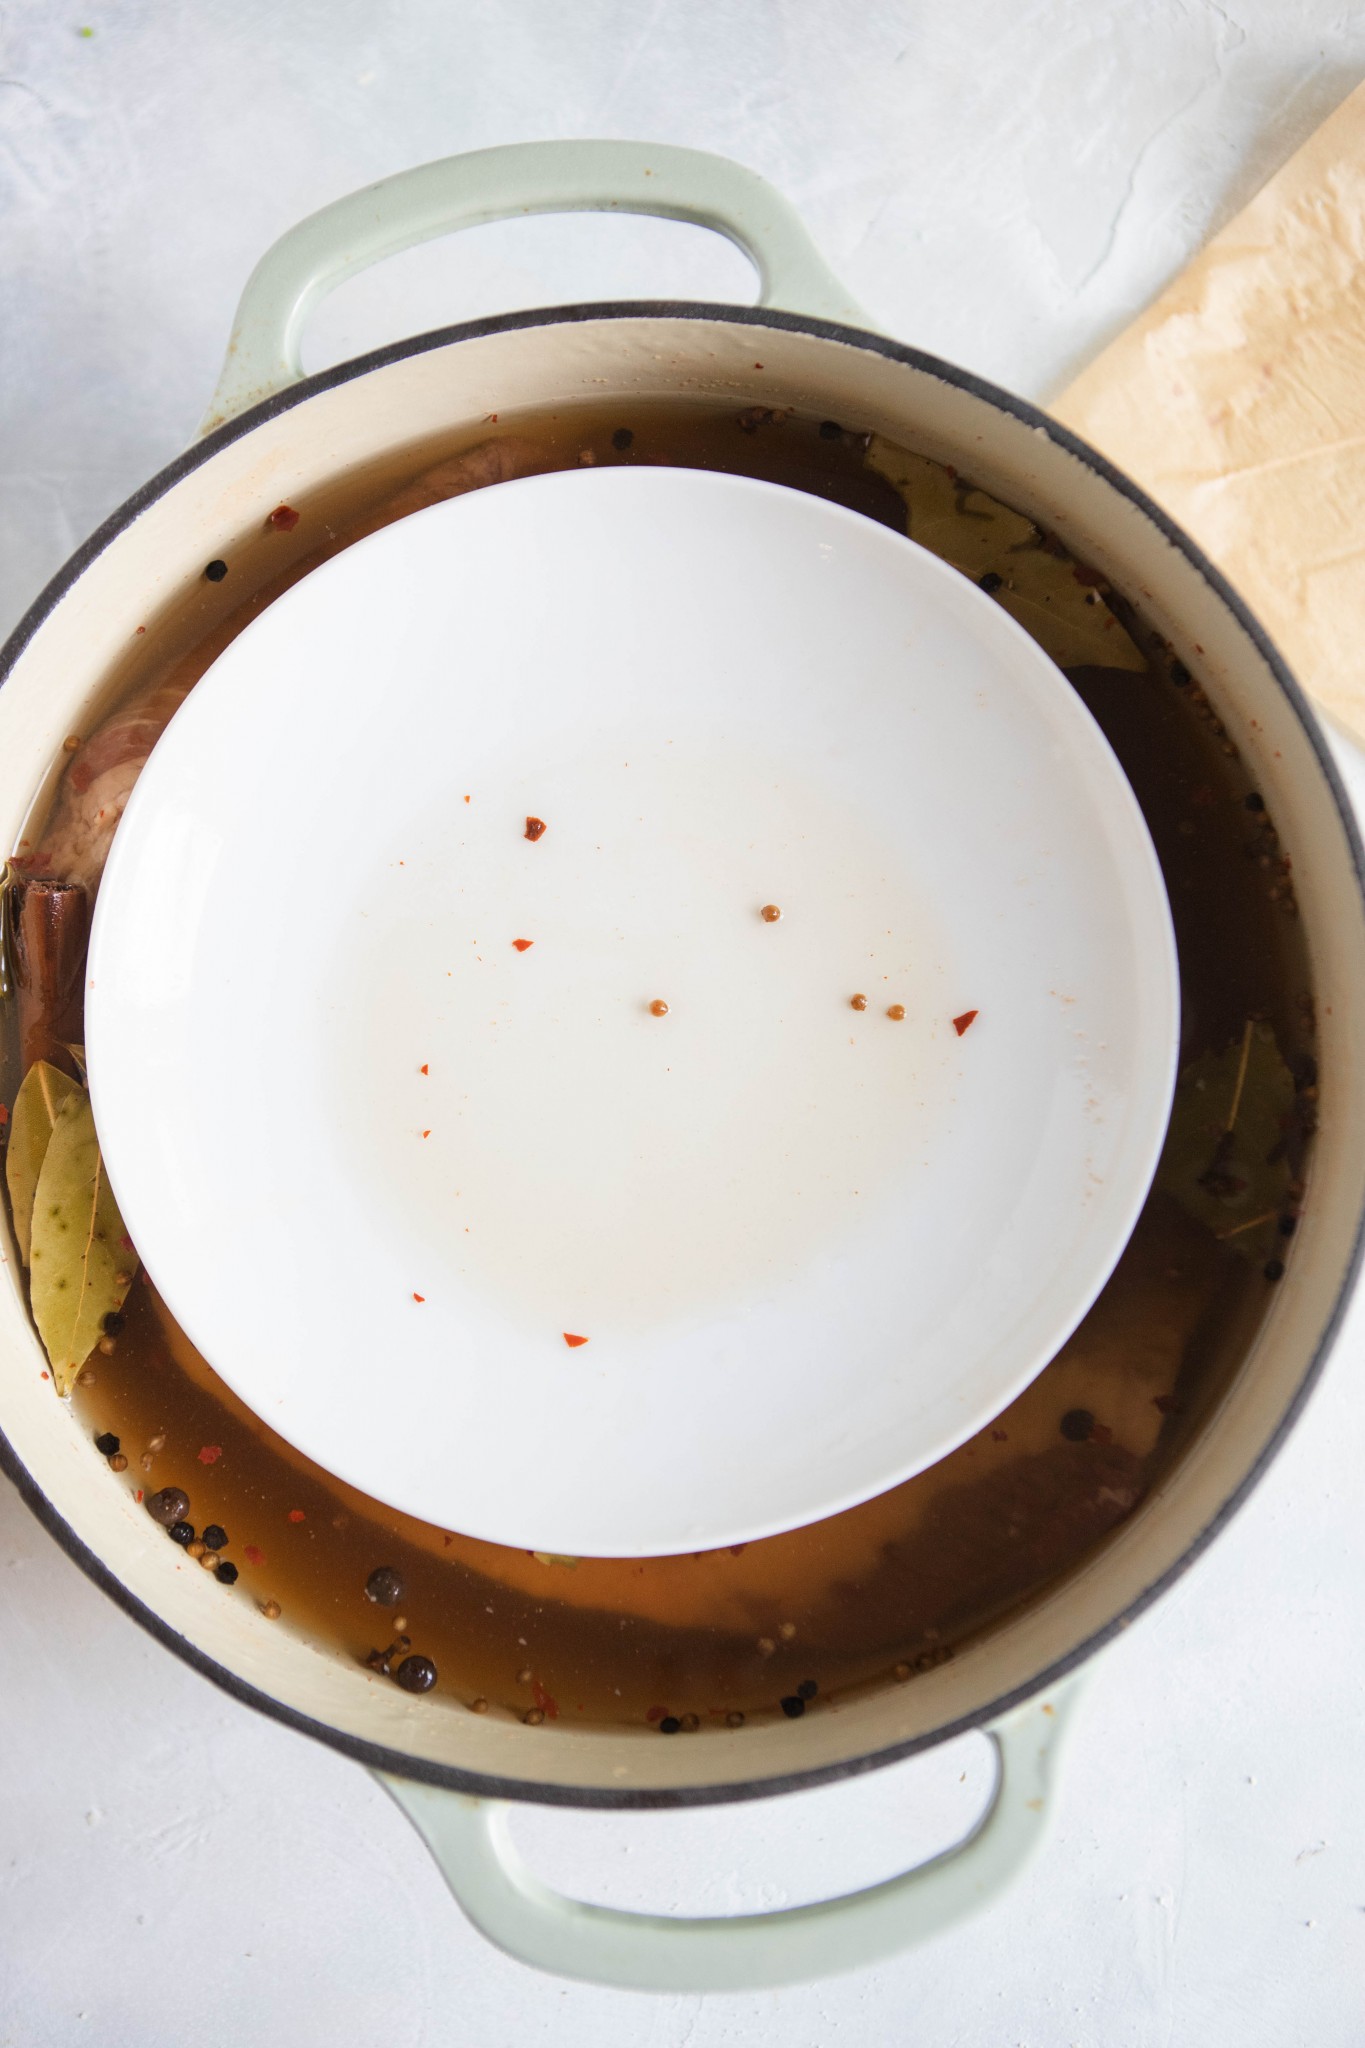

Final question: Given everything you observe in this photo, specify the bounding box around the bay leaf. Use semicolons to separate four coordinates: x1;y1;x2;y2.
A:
864;437;1146;672
28;1087;138;1393
1155;1022;1298;1257
5;1059;81;1265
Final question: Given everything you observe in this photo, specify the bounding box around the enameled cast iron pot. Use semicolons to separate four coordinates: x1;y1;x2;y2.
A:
3;142;1363;1992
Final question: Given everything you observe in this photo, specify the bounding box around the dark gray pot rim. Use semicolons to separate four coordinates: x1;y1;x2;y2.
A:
2;299;1361;1811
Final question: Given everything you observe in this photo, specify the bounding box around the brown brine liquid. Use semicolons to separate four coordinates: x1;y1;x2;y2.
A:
3;401;1315;1734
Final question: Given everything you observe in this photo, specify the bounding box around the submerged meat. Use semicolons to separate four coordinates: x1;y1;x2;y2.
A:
27;675;194;895
341;434;549;543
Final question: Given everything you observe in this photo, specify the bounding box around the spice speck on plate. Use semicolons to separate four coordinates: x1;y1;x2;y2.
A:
267;504;300;532
850;993;868;1011
261;1599;282;1620
953;1008;980;1036
1059;1407;1095;1442
203;559;228;582
524;816;547;841
563;1332;589;1348
512;938;534;951
648;999;669;1016
760;903;782;923
523;1707;545;1726
887;1004;906;1021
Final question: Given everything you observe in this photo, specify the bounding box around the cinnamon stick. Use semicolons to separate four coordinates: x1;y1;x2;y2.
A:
9;875;88;1078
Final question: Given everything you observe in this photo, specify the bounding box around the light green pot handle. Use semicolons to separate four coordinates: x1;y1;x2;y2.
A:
201;140;868;433
376;1678;1083;1992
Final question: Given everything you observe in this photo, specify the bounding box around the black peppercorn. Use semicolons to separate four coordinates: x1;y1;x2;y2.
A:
201;1524;228;1551
147;1486;190;1526
203;559;228;582
1059;1408;1094;1442
1264;1259;1285;1282
1278;1214;1297;1237
611;427;634;450
365;1564;405;1606
818;419;843;439
102;1310;126;1337
978;571;1003;594
779;1695;806;1719
94;1432;120;1457
216;1560;239;1585
1171;660;1191;686
1245;792;1265;813
395;1654;438;1694
796;1679;817;1700
168;1521;194;1546
658;1715;681;1734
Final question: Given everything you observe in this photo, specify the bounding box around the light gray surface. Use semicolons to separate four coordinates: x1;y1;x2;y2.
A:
2;2;1364;2040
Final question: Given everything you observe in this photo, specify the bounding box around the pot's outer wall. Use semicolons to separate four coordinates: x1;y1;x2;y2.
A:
2;307;1362;1807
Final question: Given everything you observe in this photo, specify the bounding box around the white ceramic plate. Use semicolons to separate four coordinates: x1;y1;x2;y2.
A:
87;465;1177;1557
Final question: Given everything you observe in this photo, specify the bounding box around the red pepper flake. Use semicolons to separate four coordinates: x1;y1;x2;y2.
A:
413;1292;426;1303
953;1009;979;1037
645;1703;669;1723
287;1508;306;1523
244;1543;265;1565
267;503;300;531
463;794;471;803
421;1129;431;1139
563;1332;588;1348
420;1063;428;1075
134;1489;143;1502
512;938;534;951
40;1369;49;1380
524;816;547;841
197;1444;223;1465
0;1104;8;1127
531;1678;560;1720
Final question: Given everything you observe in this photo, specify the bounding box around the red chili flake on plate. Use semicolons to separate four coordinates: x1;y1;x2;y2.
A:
420;1063;429;1075
197;1444;223;1465
267;503;300;531
244;1544;265;1565
134;1489;143;1502
413;1292;426;1303
421;1129;430;1139
524;816;547;841
287;1508;305;1523
953;1009;979;1037
563;1332;588;1348
512;938;534;951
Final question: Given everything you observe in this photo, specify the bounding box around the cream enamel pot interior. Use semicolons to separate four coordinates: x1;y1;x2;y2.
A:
3;142;1363;1993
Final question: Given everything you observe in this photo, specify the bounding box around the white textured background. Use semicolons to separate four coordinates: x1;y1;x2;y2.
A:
3;3;1365;2041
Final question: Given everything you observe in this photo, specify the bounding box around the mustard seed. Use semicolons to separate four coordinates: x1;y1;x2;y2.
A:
470;1696;490;1713
199;1549;220;1570
649;999;669;1017
760;904;782;923
261;1599;282;1619
887;1004;906;1021
850;993;868;1011
186;1540;206;1559
524;1706;545;1725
